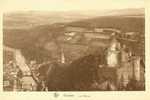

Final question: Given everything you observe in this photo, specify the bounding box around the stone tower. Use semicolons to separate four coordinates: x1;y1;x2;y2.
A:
106;36;121;67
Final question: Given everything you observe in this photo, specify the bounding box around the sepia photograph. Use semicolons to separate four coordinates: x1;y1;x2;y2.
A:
2;0;145;92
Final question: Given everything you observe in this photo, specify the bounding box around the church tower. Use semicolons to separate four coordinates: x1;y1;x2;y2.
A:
61;48;65;64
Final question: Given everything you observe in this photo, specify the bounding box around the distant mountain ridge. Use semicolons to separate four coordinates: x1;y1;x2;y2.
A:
101;8;144;16
3;8;144;29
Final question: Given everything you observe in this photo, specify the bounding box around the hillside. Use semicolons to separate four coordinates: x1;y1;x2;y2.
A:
3;9;145;63
3;11;96;29
3;8;144;29
67;16;145;34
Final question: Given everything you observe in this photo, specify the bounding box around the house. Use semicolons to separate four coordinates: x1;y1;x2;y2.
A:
65;26;88;32
64;32;77;36
84;33;110;40
94;28;103;32
94;28;121;34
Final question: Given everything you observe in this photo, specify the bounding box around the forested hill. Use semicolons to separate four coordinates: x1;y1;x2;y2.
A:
3;9;145;62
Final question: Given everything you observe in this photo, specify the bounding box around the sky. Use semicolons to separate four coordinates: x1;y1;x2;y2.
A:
0;0;145;12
